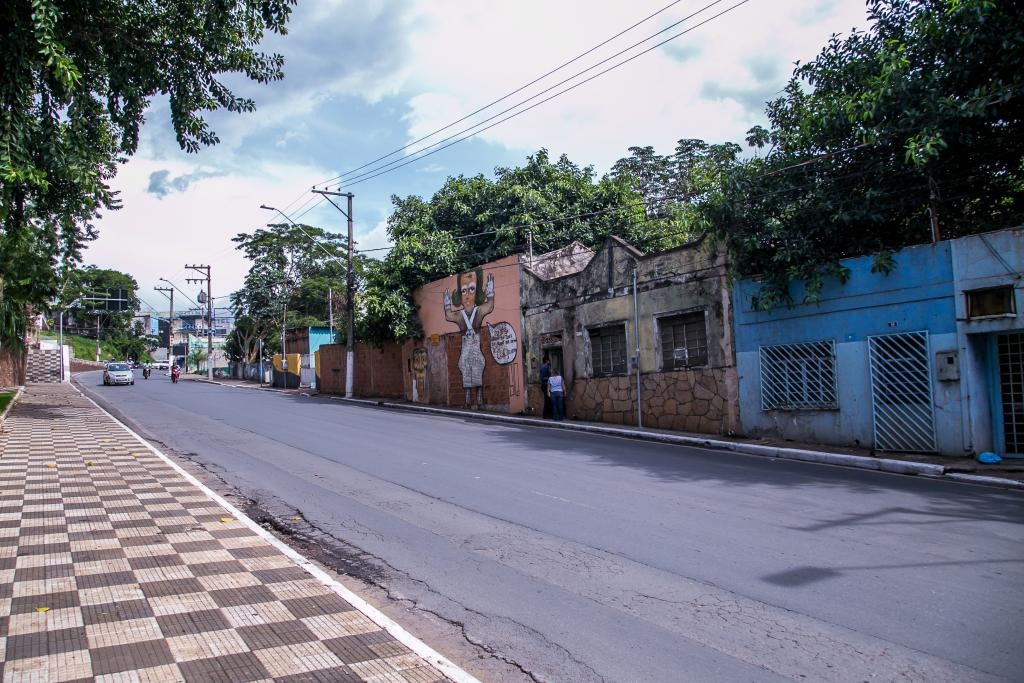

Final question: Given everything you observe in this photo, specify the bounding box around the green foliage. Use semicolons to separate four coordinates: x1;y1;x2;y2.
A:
187;347;206;373
64;266;139;336
610;139;743;247
0;392;15;414
1;0;293;347
359;149;653;345
39;332;121;362
707;0;1024;308
231;222;364;358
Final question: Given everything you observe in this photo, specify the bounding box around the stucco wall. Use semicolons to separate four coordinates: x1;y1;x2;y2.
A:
411;255;526;413
522;237;739;435
951;228;1024;455
733;240;965;453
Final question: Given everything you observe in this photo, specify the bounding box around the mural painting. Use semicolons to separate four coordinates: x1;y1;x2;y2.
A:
413;254;527;414
411;347;428;402
488;321;518;365
444;268;495;407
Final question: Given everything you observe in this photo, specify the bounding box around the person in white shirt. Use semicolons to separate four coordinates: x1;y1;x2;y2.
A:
547;368;565;420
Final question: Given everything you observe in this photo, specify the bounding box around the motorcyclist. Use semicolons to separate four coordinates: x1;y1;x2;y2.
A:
143;366;151;379
170;365;181;383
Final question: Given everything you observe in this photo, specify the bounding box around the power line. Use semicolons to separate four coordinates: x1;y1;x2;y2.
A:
322;0;690;186
333;0;750;189
253;0;749;261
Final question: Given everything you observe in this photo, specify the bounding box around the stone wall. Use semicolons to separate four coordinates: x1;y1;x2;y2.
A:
640;368;732;433
571;375;635;425
529;366;735;433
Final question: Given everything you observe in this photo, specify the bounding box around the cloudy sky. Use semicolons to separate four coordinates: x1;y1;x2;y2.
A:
83;0;871;316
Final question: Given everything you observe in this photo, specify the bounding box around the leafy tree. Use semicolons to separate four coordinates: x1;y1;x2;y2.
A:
359;149;653;345
223;315;266;365
611;139;744;246
231;222;365;359
710;0;1024;309
0;0;293;351
187;347;206;374
64;266;139;337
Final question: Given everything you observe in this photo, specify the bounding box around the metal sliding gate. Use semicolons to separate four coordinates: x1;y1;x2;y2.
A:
998;332;1024;455
868;331;936;452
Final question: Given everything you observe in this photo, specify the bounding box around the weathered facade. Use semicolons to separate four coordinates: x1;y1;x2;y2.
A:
521;237;739;435
731;227;1024;458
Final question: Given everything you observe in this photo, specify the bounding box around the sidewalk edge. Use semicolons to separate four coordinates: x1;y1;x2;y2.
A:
75;385;482;683
330;397;996;483
0;386;24;425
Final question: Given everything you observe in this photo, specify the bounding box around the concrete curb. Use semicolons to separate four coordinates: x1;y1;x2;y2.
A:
331;397;1024;488
0;386;24;426
943;473;1024;490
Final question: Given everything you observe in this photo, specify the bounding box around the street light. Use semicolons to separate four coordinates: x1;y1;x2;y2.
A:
307;190;356;400
260;203;354;395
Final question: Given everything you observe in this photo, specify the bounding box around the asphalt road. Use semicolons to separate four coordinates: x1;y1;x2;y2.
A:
79;371;1024;682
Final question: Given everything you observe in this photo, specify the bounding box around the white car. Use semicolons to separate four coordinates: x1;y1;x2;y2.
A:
152;360;170;371
103;362;134;386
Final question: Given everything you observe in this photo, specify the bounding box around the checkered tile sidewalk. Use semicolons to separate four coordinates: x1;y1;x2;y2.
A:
0;384;451;682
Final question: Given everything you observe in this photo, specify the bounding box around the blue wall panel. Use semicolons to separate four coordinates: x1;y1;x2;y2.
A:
733;241;955;351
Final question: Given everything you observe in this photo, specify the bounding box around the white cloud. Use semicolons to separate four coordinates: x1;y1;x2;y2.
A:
90;0;871;312
87;151;339;313
398;0;869;170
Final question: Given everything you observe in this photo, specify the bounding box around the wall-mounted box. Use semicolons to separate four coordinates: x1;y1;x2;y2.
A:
936;350;959;381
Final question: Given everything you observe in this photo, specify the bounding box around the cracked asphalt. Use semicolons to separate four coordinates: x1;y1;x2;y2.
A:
77;371;1024;682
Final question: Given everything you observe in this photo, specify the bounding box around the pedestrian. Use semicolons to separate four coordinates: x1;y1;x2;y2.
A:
540;355;552;418
547;366;565;421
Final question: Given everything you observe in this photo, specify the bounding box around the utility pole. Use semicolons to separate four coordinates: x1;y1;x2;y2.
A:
154;285;175;369
328;287;334;338
312;188;355;398
186;264;213;381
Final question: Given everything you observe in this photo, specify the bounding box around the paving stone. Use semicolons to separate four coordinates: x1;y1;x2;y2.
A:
0;384;455;682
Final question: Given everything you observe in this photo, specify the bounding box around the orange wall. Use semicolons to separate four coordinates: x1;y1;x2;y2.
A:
413;255;526;413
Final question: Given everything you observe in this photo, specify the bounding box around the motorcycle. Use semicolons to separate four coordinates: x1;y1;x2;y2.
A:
143;367;151;380
170;366;180;383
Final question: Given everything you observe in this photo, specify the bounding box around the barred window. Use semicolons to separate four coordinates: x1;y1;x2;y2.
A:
759;340;838;410
659;312;708;369
589;325;627;377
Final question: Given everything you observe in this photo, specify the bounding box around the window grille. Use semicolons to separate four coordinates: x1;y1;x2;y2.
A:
589;325;627;377
868;331;935;452
759;340;838;410
659;312;708;369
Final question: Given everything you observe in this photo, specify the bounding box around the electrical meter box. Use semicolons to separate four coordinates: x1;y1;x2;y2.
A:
936;350;959;381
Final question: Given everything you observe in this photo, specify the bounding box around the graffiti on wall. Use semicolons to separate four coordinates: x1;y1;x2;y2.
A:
444;268;495;406
411;347;428;402
488;322;518;365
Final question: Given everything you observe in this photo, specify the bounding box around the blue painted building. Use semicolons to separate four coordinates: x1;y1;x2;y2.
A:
732;228;1023;457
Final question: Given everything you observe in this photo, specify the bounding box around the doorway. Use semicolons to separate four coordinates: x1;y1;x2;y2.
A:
996;332;1024;456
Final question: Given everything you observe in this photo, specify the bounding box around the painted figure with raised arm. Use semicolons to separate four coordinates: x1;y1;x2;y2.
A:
444;267;495;408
